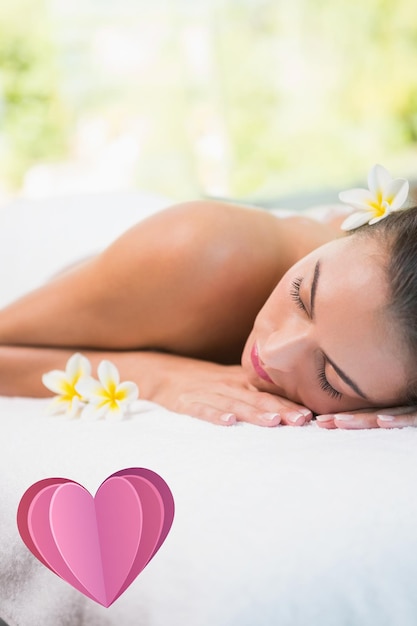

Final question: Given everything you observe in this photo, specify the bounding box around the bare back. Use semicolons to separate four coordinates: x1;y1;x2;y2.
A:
0;201;340;363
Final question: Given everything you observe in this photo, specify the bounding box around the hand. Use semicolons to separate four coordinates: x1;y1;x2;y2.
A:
152;358;312;428
315;406;417;430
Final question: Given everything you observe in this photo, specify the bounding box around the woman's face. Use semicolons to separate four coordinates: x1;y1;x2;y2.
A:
241;235;408;415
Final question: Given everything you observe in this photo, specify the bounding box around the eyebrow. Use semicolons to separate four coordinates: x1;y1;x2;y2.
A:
309;259;370;401
324;353;370;400
310;260;321;319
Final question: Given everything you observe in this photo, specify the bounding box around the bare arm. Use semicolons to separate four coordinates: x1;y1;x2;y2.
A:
0;345;312;427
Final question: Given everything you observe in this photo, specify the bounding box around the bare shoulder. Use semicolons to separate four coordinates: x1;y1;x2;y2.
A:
152;199;340;272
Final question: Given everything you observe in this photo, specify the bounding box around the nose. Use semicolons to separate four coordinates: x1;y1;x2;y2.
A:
260;324;312;373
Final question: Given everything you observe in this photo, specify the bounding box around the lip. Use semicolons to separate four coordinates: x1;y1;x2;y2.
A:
250;343;274;384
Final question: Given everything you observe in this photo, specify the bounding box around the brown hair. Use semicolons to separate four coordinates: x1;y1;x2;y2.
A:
357;206;417;402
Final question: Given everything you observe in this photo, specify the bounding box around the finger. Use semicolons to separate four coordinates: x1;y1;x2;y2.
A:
315;415;337;429
185;396;282;427
188;388;310;427
245;386;313;423
317;405;417;430
235;388;312;426
247;396;311;426
271;397;313;425
279;408;313;427
334;413;379;429
183;401;238;427
315;412;379;429
215;394;283;427
377;407;417;428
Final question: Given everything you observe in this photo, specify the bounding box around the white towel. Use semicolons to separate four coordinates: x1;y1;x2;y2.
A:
1;397;417;626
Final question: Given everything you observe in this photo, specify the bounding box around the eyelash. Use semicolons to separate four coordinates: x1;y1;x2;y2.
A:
290;277;307;312
317;365;343;400
290;276;342;401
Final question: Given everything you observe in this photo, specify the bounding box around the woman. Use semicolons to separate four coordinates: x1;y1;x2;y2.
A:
0;164;416;430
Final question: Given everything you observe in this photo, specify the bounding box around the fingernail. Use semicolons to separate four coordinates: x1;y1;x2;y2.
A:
377;414;395;422
334;414;355;421
299;408;312;418
221;413;236;424
260;412;281;422
285;411;304;424
315;414;334;422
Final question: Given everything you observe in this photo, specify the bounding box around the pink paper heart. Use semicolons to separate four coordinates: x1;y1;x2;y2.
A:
17;468;175;607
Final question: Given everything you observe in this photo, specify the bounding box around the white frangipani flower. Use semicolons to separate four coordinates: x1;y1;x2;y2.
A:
75;360;139;420
339;164;409;231
42;353;92;417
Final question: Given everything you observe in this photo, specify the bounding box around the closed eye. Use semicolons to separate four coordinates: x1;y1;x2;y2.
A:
290;277;307;313
317;363;342;400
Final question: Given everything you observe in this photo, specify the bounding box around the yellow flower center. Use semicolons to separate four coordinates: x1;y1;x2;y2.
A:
61;378;82;402
367;190;393;216
97;381;128;411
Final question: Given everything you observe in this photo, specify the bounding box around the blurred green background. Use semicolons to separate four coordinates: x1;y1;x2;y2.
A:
0;0;416;203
